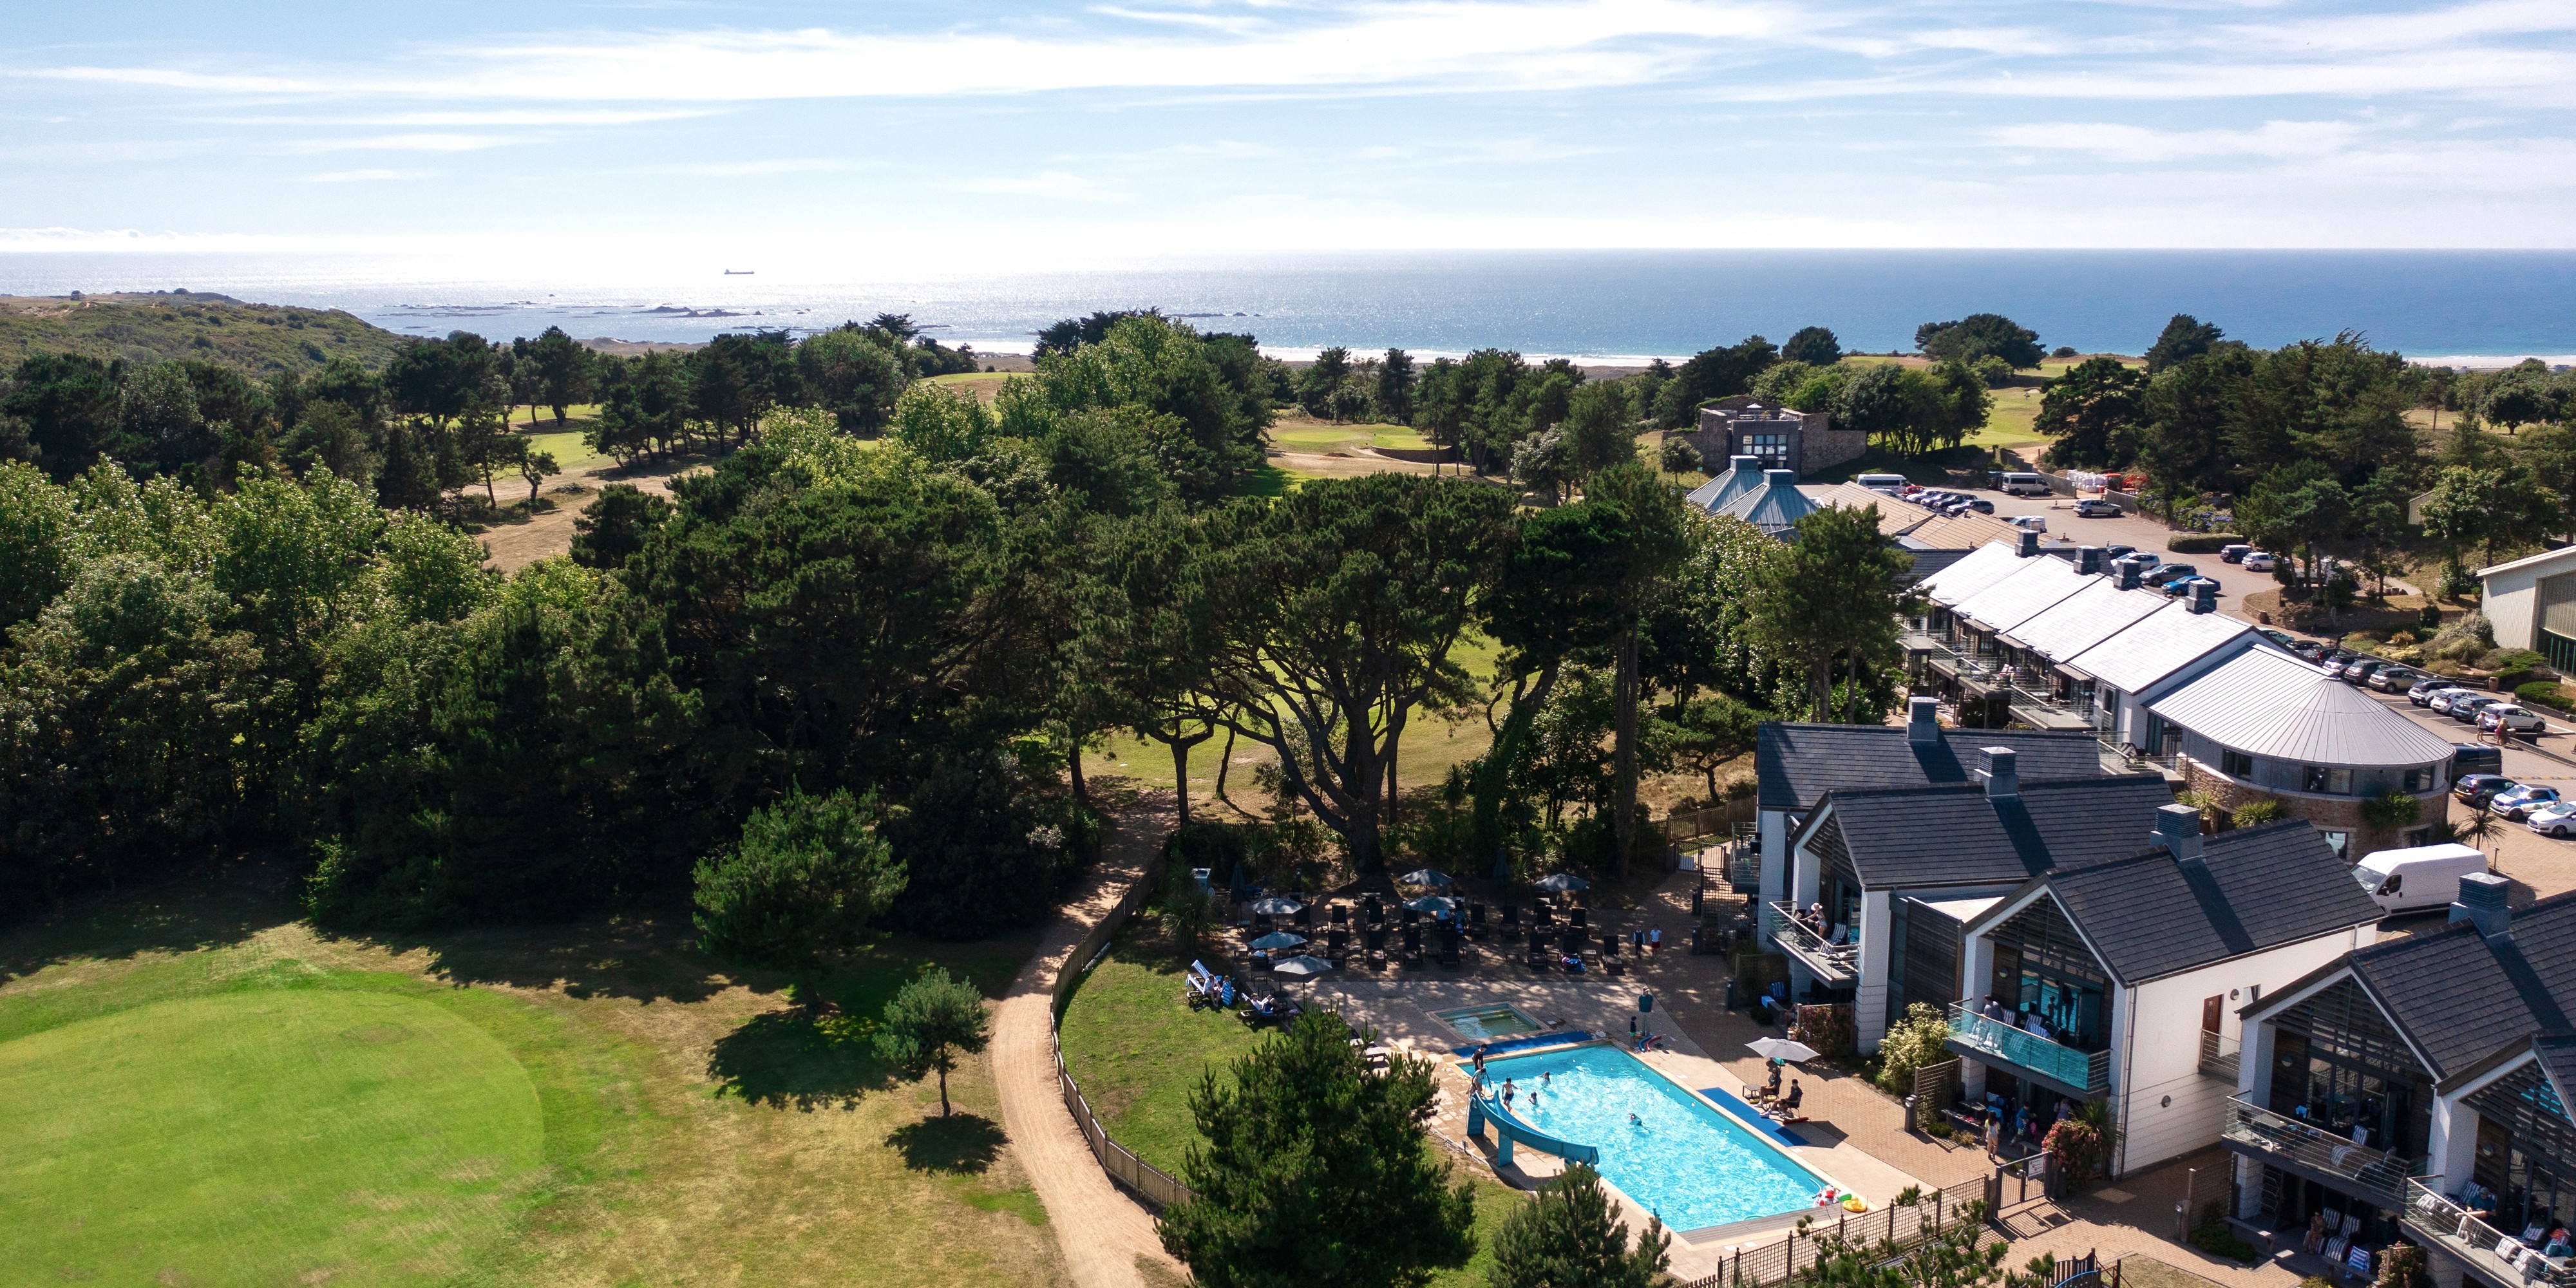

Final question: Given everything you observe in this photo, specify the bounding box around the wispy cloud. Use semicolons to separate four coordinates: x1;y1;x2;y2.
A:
303;168;427;183
1989;119;2371;162
277;132;517;153
948;170;1129;201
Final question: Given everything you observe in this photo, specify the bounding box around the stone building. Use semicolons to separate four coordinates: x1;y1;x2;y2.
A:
1672;396;1867;478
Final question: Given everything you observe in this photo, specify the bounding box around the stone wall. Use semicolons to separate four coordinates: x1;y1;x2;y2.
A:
1799;415;1869;475
2179;759;2451;858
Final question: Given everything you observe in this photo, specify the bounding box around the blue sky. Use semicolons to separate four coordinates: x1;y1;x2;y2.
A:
5;0;2574;260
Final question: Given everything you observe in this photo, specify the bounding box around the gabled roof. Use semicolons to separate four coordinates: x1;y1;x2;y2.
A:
2478;544;2576;580
2059;600;2253;693
1918;541;2032;604
2340;889;2576;1082
2007;576;2170;659
2148;647;2457;767
1908;511;2033;554
2040;822;2383;984
1951;555;2093;636
1814;774;2177;890
1717;471;1819;536
1756;722;2112;811
1807;483;1934;536
1685;456;1766;513
2532;1036;2576;1121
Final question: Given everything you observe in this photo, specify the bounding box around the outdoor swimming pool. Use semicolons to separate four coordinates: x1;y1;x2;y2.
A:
1481;1044;1828;1231
1436;1004;1542;1041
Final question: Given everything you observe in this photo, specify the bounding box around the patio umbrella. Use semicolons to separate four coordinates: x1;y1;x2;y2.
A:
1748;1037;1820;1063
1405;896;1457;915
1271;955;1332;977
1249;931;1308;951
1250;897;1302;916
1531;873;1592;893
1398;867;1454;887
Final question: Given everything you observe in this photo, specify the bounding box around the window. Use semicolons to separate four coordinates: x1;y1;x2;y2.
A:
1737;431;1791;468
2222;749;2255;779
2304;765;2354;795
2323;831;2349;857
2401;826;2433;848
2403;766;2434;793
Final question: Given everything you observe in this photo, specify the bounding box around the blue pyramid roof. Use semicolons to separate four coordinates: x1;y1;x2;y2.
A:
1685;455;1766;513
1716;469;1817;537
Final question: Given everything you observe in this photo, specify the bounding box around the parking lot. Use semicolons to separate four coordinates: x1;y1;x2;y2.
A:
1965;488;2322;610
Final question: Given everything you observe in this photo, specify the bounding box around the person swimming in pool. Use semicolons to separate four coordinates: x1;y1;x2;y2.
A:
1630;1112;1642;1127
1541;1071;1553;1089
1501;1079;1516;1108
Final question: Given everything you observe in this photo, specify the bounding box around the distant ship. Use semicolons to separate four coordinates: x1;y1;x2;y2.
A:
724;269;754;276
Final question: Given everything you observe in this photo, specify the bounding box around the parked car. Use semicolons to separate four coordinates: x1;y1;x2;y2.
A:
2352;843;2492;909
2416;683;2470;708
1965;498;1995;514
2258;627;2297;648
2343;659;2385;684
2454;773;2514;806
2370;666;2426;692
2163;576;2216;598
2074;498;2121;518
2491;782;2563;819
2244;551;2278;572
2221;544;2253;563
2105;545;2138;560
2142;563;2201;587
2009;515;2049;533
1999;471;2053;497
2530;800;2576;838
2453;743;2505;781
2483;704;2548;735
2429;688;2486;715
2447;695;2505;723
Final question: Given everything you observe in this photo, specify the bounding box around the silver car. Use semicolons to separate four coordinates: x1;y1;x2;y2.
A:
2481;703;2547;734
2428;688;2484;714
2449;695;2505;724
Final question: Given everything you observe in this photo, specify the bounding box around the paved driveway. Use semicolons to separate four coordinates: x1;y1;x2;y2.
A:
1960;489;2291;611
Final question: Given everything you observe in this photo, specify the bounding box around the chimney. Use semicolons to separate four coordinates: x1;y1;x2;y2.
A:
2189;580;2218;614
2450;871;2512;939
2152;802;2204;862
2018;529;2040;558
2077;546;2103;575
1729;455;1759;475
1978;746;2019;798
1908;696;1941;744
2117;560;2143;591
1763;468;1797;489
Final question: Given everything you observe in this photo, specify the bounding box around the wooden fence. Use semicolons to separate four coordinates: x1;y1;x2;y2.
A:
1051;836;1197;1210
1660;799;1755;846
1674;1189;1980;1288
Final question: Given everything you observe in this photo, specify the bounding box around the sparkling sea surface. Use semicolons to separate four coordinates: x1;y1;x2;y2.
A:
3;250;2573;363
1484;1043;1824;1231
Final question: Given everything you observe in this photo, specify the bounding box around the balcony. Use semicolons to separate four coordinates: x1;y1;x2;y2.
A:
2197;1030;2241;1083
2402;1177;2576;1288
1766;901;1859;985
1944;1003;2112;1097
2217;1094;2419;1209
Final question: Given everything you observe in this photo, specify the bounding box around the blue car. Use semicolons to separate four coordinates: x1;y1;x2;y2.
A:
2164;576;2217;598
2491;784;2563;820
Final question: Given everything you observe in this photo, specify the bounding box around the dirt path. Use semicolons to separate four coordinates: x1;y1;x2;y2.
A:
477;459;696;573
992;796;1181;1288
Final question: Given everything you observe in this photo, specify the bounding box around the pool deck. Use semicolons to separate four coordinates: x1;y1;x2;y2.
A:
1300;972;1926;1280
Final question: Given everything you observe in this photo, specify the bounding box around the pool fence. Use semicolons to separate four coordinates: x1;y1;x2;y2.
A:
1672;1189;1991;1288
1052;828;1197;1211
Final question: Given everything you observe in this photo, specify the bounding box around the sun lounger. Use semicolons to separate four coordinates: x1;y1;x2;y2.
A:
1502;904;1522;929
1571;907;1587;929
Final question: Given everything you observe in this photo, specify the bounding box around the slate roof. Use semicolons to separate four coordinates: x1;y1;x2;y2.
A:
1685;456;1766;513
2148;647;2458;767
1756;722;2114;811
1717;471;1821;536
1909;511;2035;554
2005;576;2169;659
2040;821;2383;984
1814;774;2177;890
1899;540;1972;582
1918;541;2032;604
1805;482;1934;536
2059;600;2254;693
2340;889;2576;1082
1952;556;2094;636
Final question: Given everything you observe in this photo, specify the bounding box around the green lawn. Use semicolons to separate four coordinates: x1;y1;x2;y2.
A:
1057;931;1524;1288
1270;421;1433;454
0;872;1061;1288
518;427;607;473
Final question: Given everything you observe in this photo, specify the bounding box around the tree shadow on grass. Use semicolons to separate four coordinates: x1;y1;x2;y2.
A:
707;1001;896;1110
0;851;298;985
887;1112;1004;1175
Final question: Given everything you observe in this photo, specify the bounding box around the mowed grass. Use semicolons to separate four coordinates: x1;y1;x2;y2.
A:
1056;931;1524;1288
0;989;544;1285
0;869;1065;1288
1269;418;1434;454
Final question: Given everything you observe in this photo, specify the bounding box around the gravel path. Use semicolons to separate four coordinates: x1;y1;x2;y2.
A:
991;796;1180;1288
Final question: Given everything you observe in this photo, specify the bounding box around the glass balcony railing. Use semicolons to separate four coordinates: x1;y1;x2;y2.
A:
2218;1094;2419;1209
2403;1177;2576;1288
1946;1004;2110;1095
1766;901;1859;983
2197;1030;2241;1083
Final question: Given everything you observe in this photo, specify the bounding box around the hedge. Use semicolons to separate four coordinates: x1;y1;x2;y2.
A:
2517;681;2573;713
2165;534;2247;554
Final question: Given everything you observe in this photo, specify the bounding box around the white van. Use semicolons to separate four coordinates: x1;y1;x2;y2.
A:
2349;843;2487;915
1854;473;1909;490
1999;472;2054;497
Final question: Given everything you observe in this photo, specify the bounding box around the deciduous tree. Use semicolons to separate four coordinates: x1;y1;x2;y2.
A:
873;965;990;1117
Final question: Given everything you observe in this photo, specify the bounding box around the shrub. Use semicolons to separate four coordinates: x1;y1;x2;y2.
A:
2497;649;2547;672
2043;1115;2113;1188
1875;1002;1956;1094
2388;630;2420;647
2192;1221;2259;1263
2164;534;2246;554
692;786;907;967
2231;799;2287;829
2430;613;2496;662
2360;791;2422;831
1659;435;1703;475
2518;681;2575;712
2375;1242;2434;1288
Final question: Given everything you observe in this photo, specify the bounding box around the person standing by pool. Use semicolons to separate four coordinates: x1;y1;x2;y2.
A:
1983;1109;2003;1160
1502;1079;1516;1110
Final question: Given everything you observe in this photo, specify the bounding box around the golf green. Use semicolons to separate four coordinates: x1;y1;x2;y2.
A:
0;989;545;1285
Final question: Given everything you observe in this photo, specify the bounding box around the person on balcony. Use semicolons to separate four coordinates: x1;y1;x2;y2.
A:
2541;1226;2570;1258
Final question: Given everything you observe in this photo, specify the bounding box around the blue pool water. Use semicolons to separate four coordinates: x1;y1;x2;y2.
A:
1482;1044;1827;1231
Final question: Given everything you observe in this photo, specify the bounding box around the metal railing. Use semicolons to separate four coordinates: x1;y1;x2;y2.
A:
1671;1190;1974;1288
2217;1094;2418;1209
2197;1030;2240;1083
1946;1005;2111;1095
1767;901;1860;983
2403;1177;2576;1287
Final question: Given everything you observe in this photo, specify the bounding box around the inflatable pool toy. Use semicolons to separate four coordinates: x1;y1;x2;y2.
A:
1841;1194;1870;1213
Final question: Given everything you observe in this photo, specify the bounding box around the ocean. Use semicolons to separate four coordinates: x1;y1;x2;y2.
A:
3;250;2571;366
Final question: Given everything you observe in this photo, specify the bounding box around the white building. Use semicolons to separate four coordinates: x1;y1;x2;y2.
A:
1948;804;2382;1176
2477;545;2576;674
